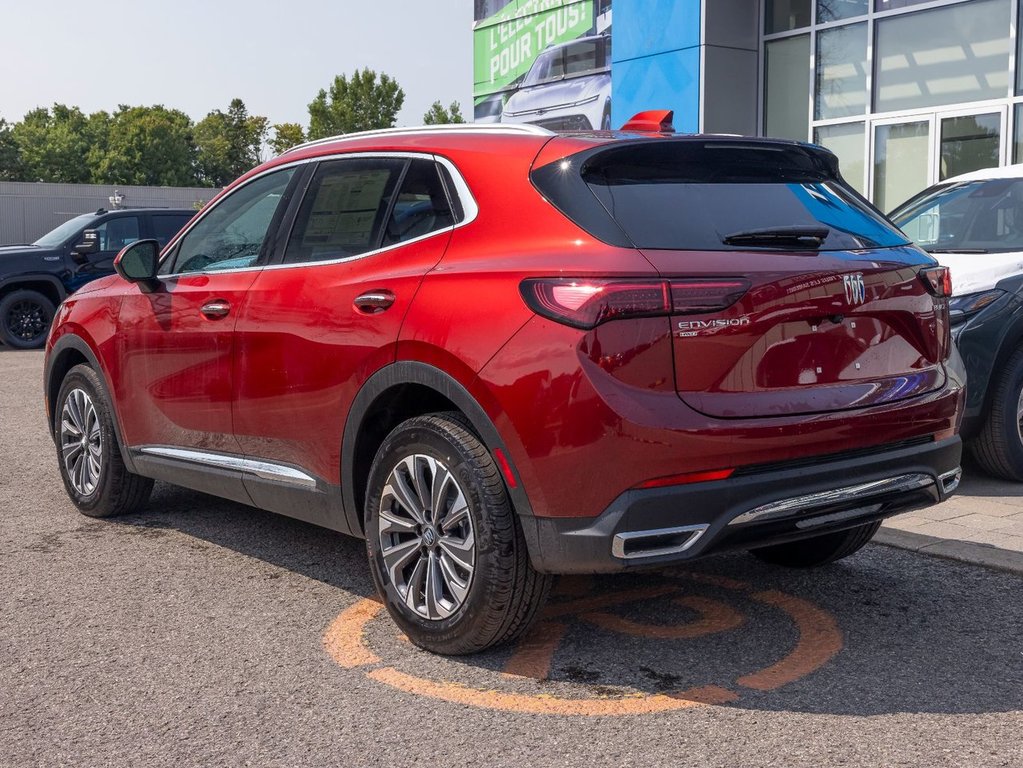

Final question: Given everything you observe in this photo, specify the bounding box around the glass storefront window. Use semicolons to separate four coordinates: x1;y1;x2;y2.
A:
815;22;868;119
766;0;811;34
874;0;1011;113
818;0;867;22
765;34;811;140
874;0;934;10
940;113;1001;181
815;122;866;195
874;121;930;212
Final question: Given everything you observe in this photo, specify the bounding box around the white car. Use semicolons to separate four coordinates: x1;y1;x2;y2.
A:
501;34;612;131
891;164;1023;297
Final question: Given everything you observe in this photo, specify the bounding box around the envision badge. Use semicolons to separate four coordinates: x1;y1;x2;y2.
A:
843;273;866;305
677;317;751;332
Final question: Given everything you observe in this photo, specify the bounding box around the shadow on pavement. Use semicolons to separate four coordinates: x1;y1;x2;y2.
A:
110;482;1022;718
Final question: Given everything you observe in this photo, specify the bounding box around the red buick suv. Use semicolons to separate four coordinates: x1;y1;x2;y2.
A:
44;113;964;655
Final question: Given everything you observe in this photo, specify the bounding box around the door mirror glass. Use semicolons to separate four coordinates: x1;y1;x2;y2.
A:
114;239;161;292
72;229;100;260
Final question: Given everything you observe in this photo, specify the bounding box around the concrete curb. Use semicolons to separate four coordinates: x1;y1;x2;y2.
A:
874;527;1023;575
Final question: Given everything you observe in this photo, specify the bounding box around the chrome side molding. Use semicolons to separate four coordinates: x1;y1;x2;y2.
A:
136;446;319;490
612;524;708;560
728;473;936;527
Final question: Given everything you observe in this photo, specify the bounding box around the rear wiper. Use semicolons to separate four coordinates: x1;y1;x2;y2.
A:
722;226;830;248
926;248;989;254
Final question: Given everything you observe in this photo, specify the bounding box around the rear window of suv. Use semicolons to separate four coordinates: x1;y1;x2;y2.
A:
532;140;909;252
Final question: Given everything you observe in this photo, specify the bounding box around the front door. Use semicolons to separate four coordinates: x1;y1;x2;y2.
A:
112;166;299;454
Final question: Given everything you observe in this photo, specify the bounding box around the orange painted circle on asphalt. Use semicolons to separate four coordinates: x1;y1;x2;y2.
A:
322;576;843;716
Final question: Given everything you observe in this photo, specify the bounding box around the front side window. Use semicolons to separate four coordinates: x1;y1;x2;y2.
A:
166;167;296;274
283;158;405;264
95;217;140;252
892;179;1023;254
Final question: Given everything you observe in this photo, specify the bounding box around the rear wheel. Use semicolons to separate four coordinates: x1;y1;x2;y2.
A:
0;289;55;349
365;412;553;655
970;347;1023;481
749;521;881;568
54;364;153;518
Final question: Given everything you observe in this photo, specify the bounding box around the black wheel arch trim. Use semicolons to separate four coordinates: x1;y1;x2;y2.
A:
45;334;137;473
341;361;535;536
0;273;68;301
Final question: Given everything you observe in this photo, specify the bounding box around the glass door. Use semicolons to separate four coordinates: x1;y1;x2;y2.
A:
936;108;1006;182
872;119;932;213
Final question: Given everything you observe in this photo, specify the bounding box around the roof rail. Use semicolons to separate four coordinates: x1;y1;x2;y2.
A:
282;123;554;155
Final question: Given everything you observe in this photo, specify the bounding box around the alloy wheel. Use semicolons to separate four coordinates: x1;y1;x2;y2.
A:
377;454;475;620
60;389;103;496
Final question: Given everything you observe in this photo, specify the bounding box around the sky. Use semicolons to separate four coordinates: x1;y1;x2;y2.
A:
0;0;474;129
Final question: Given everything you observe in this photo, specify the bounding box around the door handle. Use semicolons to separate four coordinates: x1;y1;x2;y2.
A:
200;300;231;319
353;290;396;314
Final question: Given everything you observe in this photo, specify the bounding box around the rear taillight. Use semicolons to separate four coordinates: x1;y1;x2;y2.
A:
520;278;750;330
919;266;952;298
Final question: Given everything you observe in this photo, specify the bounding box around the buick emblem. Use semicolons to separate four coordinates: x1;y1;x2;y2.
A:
843;273;866;305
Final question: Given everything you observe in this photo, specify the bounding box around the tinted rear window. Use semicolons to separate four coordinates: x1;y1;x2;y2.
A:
533;141;909;251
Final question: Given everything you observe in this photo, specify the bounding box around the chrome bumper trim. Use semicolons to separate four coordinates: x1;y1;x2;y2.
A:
612;524;708;560
728;473;935;527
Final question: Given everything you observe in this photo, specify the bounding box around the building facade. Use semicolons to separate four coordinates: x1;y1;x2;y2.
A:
473;0;1018;210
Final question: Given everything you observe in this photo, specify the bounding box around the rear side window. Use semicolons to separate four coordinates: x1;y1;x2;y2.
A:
533;141;909;251
151;213;192;246
284;158;405;264
382;159;455;246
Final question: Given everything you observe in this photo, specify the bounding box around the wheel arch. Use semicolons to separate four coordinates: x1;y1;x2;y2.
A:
341;361;533;536
0;274;67;306
45;333;137;472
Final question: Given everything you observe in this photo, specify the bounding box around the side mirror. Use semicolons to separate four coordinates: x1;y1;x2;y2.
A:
114;239;161;293
72;229;100;262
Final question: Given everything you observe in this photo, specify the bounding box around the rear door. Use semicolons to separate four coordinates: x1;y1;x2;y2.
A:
549;139;950;418
231;154;458;489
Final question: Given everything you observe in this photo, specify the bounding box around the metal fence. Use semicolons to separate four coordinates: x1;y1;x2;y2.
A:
0;182;220;246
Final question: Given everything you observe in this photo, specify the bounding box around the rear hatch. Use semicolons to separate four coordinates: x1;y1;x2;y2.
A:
532;138;949;418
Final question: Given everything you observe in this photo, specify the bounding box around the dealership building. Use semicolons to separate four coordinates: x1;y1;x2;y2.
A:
474;0;1018;209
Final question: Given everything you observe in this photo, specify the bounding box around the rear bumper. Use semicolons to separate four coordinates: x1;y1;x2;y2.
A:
520;436;962;574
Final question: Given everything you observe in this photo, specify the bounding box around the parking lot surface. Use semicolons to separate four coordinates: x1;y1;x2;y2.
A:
2;350;1021;767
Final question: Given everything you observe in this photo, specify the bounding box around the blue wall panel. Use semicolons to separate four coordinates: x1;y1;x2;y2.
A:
612;0;701;61
611;0;702;131
612;48;700;132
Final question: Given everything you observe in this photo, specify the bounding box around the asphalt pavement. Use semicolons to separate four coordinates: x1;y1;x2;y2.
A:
2;349;1021;767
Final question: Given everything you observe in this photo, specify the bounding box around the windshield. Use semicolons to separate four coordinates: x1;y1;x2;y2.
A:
32;214;95;248
891;178;1023;254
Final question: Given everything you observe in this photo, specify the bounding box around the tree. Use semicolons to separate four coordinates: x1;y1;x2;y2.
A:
0;118;20;181
94;105;197;187
269;122;305;155
307;68;405;139
422;101;465;125
11;105;93;183
194;98;269;186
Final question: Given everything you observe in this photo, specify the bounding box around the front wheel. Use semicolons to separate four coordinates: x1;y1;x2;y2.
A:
0;289;55;349
365;413;552;655
749;521;881;568
970;346;1023;481
54;364;153;517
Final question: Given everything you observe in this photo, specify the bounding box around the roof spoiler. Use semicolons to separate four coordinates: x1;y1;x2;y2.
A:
621;110;675;133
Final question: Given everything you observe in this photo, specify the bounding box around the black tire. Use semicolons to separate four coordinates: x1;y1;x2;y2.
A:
749;521;881;568
54;364;153;518
0;289;56;349
365;412;553;655
970;346;1023;481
